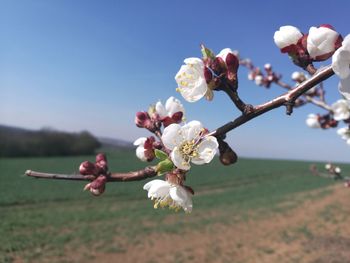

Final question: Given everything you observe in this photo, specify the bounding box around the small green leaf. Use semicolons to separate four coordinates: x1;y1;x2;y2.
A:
156;159;174;175
201;44;215;59
154;149;168;160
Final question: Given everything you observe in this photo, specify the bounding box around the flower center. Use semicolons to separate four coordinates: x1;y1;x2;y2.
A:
153;196;181;212
179;140;198;160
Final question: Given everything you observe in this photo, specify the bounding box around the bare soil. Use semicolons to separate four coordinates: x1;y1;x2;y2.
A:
91;185;350;263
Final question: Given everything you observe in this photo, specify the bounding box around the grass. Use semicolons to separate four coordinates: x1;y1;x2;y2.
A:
0;150;349;262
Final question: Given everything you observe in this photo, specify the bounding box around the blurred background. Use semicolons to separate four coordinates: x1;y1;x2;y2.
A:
1;1;350;262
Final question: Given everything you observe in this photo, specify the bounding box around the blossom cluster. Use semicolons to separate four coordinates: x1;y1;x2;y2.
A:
175;47;239;102
274;24;350;99
133;96;219;212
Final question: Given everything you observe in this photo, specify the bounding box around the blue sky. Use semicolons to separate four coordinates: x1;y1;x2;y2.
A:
1;0;350;162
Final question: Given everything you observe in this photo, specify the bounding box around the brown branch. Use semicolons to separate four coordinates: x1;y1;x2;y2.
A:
221;83;252;114
211;65;334;138
25;166;157;182
276;79;333;112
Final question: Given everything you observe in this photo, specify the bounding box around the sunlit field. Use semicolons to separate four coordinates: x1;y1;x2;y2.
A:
1;151;350;263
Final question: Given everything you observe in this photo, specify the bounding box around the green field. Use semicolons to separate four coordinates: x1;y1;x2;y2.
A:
1;151;348;263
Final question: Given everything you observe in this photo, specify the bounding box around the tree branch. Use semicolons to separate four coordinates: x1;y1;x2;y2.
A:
211;65;334;138
25;166;157;182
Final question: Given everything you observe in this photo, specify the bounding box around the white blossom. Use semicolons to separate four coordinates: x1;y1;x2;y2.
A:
274;25;303;50
335;167;342;174
133;137;148;161
332;34;350;99
331;99;350;121
305;114;321;128
337;127;350;142
332;34;350;79
339;76;350;100
307;26;339;59
175;58;208;102
143;179;193;212
155;96;185;118
291;71;302;81
254;75;264;86
161;121;218;171
325;163;332;170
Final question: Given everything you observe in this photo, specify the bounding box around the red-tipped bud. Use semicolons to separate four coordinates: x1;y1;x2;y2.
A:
79;161;98;175
162;112;183;127
84;175;107;196
135;111;151;128
171;112;183;123
96;153;107;163
225;52;239;73
95;153;108;173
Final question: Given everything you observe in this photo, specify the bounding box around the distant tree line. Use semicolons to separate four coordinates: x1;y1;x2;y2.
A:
0;126;101;157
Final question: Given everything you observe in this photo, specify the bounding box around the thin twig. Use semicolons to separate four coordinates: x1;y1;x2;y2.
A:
25;166;158;182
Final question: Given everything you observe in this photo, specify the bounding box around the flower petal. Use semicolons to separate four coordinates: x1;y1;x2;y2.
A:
136;146;147;161
181;120;203;141
147;180;171;198
195;136;218;164
143;179;166;191
165;96;184;117
133;137;147;146
162;123;184;150
155;101;167;118
170;147;190;170
169;186;193;212
339;75;350;100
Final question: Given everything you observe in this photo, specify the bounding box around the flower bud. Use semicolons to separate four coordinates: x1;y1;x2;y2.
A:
274;25;303;53
218;140;238;166
135;111;151;128
254;75;264;86
84;175;107;196
79;161;98;175
264;63;272;71
344;181;350;188
306;114;321;129
96;153;107;164
217;48;239;74
334;167;341;174
307;25;342;61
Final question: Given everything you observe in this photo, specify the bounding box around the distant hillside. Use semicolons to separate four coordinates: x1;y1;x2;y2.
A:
0;125;101;157
98;137;133;150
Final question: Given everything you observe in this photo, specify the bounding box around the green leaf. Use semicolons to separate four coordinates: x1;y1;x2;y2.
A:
156;159;174;175
201;44;215;59
154;149;168;160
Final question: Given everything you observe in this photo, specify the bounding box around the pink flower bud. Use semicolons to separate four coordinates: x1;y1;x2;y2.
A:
172;111;183;122
79;161;98;175
95;153;108;173
96;153;107;163
135;111;151;128
84;175;107;196
216;48;239;73
344;181;350;188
